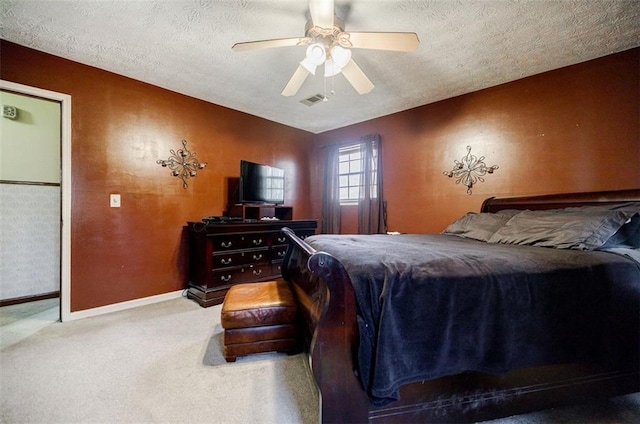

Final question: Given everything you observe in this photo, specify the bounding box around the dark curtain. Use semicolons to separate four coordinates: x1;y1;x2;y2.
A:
321;144;341;234
358;134;386;234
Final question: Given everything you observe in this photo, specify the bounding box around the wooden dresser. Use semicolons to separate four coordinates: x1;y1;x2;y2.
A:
185;219;317;307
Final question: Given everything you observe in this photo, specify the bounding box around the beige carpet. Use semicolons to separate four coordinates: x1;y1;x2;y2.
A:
1;297;638;423
0;297;319;423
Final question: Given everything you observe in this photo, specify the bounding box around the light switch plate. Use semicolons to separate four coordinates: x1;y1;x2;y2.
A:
110;194;121;208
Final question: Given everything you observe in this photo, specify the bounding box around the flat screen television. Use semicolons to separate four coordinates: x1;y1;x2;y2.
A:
239;160;285;204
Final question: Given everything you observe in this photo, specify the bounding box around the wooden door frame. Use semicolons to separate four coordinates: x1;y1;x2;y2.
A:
1;80;72;321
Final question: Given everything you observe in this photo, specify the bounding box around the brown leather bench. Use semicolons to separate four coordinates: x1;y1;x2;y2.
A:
220;280;299;362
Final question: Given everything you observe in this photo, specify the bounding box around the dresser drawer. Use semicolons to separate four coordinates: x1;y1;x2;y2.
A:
271;245;288;261
244;263;273;280
272;262;283;276
243;233;268;249
211;268;246;286
271;229;314;247
271;232;288;246
211;263;275;286
212;247;269;269
211;233;268;251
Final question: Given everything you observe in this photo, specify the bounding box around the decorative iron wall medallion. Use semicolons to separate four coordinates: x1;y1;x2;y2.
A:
443;145;498;194
156;139;207;188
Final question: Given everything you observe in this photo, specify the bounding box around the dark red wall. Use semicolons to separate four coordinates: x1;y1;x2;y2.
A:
312;48;640;233
1;41;314;311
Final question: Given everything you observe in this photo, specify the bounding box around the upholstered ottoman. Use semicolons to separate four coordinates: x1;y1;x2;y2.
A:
220;280;299;362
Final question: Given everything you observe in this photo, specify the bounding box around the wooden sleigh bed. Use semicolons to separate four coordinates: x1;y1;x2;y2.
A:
280;189;640;423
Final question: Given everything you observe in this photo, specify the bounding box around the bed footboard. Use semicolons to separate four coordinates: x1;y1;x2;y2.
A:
280;227;369;423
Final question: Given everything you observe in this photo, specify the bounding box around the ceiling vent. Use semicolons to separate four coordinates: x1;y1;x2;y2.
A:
300;94;325;106
2;105;17;119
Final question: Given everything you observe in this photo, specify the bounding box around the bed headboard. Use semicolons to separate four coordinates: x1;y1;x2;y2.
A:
481;189;640;213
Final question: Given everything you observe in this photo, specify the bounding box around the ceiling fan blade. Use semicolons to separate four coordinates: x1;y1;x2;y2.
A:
309;0;334;29
340;32;420;52
281;65;310;96
232;37;310;52
340;59;374;95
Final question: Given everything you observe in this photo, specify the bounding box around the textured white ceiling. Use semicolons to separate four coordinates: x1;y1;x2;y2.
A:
2;0;639;134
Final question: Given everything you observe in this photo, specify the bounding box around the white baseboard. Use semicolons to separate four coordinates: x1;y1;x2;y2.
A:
62;290;185;322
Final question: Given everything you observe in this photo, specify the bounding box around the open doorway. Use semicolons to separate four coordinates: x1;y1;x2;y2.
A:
0;80;71;322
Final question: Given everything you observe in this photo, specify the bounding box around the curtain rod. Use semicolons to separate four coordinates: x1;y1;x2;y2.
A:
320;141;357;149
320;134;380;149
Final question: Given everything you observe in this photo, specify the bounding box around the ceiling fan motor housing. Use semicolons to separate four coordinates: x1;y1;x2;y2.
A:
305;17;346;48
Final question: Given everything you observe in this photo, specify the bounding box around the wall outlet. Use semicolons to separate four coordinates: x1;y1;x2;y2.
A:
110;194;121;208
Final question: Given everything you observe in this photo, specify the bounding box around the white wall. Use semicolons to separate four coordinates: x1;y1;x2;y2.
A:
0;184;60;299
0;91;61;301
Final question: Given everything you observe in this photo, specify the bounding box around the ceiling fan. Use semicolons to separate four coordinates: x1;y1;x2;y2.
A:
232;0;420;97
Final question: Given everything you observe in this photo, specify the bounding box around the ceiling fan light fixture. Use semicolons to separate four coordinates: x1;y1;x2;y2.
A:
325;45;351;77
301;42;326;74
306;43;326;64
324;58;341;77
330;45;351;68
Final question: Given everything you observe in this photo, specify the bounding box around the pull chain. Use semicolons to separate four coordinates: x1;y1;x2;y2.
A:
323;76;328;102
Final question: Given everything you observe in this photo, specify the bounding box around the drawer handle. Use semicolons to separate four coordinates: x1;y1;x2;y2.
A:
221;241;232;248
220;274;232;282
252;238;263;245
221;258;232;265
277;251;286;258
252;254;263;261
252;269;262;276
277;237;286;243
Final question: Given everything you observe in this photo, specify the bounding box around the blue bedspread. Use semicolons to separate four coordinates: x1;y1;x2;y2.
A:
306;234;640;406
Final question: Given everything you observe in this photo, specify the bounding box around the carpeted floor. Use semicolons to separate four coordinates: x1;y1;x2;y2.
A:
1;297;318;423
1;297;638;423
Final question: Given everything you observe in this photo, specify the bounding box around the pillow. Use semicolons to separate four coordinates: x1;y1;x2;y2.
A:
601;213;640;249
442;212;515;242
487;209;633;250
542;204;639;249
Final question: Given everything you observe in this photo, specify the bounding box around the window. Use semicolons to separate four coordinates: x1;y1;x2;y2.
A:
338;143;378;205
263;167;284;204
